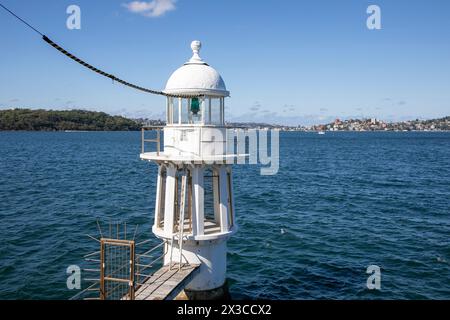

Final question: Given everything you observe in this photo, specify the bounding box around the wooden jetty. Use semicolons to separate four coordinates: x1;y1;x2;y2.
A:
135;264;200;300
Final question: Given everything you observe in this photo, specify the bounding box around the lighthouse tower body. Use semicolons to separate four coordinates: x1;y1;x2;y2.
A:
140;41;237;294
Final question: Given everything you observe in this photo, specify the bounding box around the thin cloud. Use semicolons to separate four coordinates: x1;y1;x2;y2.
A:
250;101;261;112
122;0;177;18
229;112;339;126
282;104;296;113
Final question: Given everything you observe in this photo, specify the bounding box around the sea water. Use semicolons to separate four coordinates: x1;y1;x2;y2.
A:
0;131;449;299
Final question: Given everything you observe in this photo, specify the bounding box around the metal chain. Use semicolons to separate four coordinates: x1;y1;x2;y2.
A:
43;36;203;99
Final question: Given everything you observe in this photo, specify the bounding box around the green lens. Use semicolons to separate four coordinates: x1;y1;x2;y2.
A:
191;98;200;114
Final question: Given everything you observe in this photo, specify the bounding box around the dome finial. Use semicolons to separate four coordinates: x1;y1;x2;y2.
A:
189;40;203;63
191;40;201;54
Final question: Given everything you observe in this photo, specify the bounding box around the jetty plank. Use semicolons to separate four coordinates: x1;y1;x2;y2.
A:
135;264;200;300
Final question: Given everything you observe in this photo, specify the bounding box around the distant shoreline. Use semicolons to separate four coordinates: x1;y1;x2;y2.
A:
0;129;140;132
1;129;449;133
1;108;449;132
0;109;141;131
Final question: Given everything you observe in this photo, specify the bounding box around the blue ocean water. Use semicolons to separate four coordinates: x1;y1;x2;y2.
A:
0;131;449;300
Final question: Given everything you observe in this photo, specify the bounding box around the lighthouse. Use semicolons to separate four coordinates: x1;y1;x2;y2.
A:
140;41;238;299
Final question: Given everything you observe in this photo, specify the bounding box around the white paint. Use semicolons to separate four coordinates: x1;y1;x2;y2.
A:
213;168;220;223
227;166;235;227
164;64;228;96
189;40;203;63
164;239;228;291
152;224;237;241
218;167;229;233
163;127;227;158
163;165;176;235
192;166;205;236
154;165;163;228
164;41;229;96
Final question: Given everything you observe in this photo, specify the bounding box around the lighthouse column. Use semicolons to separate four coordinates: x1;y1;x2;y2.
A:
163;165;177;236
183;239;228;296
192;166;204;236
219;166;230;233
154;165;164;228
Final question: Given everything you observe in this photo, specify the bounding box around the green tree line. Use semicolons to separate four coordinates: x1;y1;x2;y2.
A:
0;109;141;131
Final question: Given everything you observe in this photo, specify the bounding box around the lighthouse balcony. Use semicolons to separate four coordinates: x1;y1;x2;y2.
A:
140;152;245;165
140;126;247;164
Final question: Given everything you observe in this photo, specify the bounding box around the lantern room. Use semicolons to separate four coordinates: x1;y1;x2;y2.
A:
164;40;228;127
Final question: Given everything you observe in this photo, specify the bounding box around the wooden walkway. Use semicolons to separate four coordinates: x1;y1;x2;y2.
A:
135;264;200;300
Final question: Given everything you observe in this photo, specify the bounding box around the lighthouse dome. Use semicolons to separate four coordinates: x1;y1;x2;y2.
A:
164;41;229;97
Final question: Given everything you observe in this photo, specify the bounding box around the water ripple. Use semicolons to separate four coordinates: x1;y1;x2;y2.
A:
0;131;449;299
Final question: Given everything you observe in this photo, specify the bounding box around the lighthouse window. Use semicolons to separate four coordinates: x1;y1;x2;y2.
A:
166;98;171;124
174;98;204;124
210;98;222;125
180;98;189;124
168;97;180;124
168;97;225;125
204;98;211;124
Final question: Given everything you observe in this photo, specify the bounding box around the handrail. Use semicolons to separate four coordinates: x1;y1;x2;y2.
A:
135;239;170;288
141;126;163;155
139;240;166;256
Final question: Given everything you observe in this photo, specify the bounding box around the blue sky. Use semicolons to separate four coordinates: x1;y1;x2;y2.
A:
0;0;449;125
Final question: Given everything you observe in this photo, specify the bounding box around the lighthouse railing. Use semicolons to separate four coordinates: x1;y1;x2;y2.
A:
134;239;169;287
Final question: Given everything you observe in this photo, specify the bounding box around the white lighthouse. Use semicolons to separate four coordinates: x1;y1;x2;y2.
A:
140;41;238;298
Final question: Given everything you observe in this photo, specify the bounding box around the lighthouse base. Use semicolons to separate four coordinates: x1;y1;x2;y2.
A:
175;282;231;300
163;238;228;292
